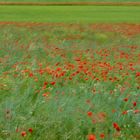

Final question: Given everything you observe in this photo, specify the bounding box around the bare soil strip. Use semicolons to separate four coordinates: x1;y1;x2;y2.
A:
0;22;140;36
0;2;140;6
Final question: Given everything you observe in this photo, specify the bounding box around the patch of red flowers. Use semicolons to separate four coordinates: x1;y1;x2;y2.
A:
113;122;121;131
20;128;33;137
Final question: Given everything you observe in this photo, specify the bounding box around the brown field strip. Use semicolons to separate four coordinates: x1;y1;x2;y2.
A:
0;2;140;6
0;22;140;36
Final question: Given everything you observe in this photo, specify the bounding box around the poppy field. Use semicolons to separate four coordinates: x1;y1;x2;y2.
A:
0;23;140;140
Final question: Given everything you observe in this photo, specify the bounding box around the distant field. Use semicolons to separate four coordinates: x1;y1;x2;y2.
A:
0;6;140;23
0;0;140;2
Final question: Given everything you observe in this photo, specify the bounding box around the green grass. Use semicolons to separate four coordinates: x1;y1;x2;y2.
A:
0;0;140;2
0;6;140;23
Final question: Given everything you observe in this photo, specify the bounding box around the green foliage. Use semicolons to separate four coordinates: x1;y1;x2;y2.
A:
0;6;140;23
0;0;140;2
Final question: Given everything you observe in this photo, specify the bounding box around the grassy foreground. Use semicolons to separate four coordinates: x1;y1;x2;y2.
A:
0;23;140;140
0;6;140;23
0;0;140;2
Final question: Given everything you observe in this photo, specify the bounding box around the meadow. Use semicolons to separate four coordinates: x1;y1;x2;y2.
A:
0;1;140;140
0;0;140;2
0;23;140;140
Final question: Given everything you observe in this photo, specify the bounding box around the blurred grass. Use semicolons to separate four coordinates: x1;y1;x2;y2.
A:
0;0;140;2
0;6;140;23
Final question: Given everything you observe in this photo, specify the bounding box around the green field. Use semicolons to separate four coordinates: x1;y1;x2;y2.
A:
0;6;140;23
0;1;140;140
0;0;140;2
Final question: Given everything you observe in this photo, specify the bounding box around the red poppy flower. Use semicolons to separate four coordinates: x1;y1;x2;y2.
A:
28;128;33;133
133;102;137;107
50;82;56;85
21;131;26;137
116;126;121;131
100;133;105;139
29;73;33;77
87;111;93;117
122;111;128;115
113;122;118;128
44;82;48;86
134;110;140;114
123;98;128;102
42;92;50;97
56;67;61;71
136;72;140;77
88;134;96;140
113;122;121;131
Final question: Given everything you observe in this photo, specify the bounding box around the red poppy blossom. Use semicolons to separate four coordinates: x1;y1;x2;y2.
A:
136;72;140;77
113;122;121;131
113;122;118;128
87;111;93;117
21;131;26;137
28;128;33;133
100;133;105;139
123;98;128;102
44;82;48;86
133;102;137;107
42;92;50;97
50;82;56;85
29;73;33;77
134;109;140;114
88;134;96;140
56;67;61;71
122;111;128;115
116;126;121;131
